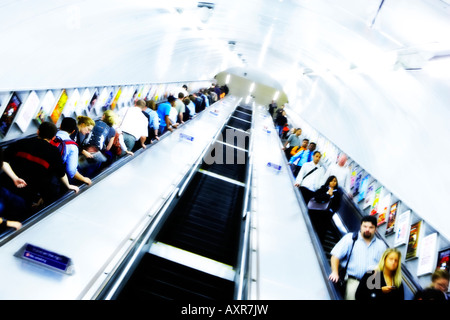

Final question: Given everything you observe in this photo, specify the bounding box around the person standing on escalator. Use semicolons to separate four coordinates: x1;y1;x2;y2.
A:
328;215;387;300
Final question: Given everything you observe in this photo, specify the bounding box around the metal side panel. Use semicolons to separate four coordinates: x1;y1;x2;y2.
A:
249;106;330;300
0;96;240;300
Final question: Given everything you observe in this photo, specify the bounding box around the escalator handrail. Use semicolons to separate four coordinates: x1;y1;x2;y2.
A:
274;123;341;300
234;104;255;300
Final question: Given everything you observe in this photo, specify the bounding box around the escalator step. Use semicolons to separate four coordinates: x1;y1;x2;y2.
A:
117;253;235;300
236;106;253;115
226;117;251;131
232;110;252;122
156;173;244;265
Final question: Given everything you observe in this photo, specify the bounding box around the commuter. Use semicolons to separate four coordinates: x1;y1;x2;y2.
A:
193;93;205;113
274;110;288;137
208;87;218;103
290;138;309;158
71;115;95;160
183;97;195;121
85;110;117;155
0;148;27;225
282;128;302;160
174;92;186;124
55;117;92;186
180;84;189;97
221;84;229;96
268;100;277;119
199;90;210;109
308;175;342;241
157;96;178;134
414;269;449;300
294;150;324;204
355;248;404;301
117;99;148;152
322;153;351;197
213;83;222;98
289;142;316;177
328;215;387;300
79;110;117;176
144;100;160;143
2;122;79;207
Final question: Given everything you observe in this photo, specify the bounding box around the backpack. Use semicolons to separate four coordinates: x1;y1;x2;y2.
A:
50;136;78;158
85;120;110;150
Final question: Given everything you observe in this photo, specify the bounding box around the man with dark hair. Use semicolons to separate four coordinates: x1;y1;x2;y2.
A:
157;95;178;134
328;215;387;300
2;121;79;209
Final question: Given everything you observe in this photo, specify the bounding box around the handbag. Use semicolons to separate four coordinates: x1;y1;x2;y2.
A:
307;197;330;210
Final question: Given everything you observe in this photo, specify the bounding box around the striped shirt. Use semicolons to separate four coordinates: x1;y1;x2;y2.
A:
331;232;387;280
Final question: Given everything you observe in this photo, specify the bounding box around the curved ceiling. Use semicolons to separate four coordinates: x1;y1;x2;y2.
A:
1;0;450;238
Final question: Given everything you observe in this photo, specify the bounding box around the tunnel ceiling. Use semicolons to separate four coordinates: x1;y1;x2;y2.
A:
1;0;449;91
2;0;450;239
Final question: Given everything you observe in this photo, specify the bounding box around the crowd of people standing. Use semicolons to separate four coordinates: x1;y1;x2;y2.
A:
0;83;228;234
269;101;449;301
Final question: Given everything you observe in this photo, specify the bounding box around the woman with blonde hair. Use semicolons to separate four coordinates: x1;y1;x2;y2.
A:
355;248;404;300
71;115;95;160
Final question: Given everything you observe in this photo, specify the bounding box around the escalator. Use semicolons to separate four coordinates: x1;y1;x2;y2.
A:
112;105;253;300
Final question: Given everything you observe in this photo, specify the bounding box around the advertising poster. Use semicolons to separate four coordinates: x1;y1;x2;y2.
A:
50;90;68;123
370;186;383;215
0;92;22;136
363;181;375;209
110;87;122;110
417;233;438;276
357;175;369;202
35;90;56;124
62;89;80;118
385;201;399;236
377;193;391;226
436;248;450;273
406;220;422;260
87;90;98;114
15;91;40;132
76;88;91;115
394;210;411;247
352;170;362;197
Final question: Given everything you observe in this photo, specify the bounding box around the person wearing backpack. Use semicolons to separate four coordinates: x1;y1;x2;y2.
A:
2;122;79;208
54;117;92;186
80;110;117;177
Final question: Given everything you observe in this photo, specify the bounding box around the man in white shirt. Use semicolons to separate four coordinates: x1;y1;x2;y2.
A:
118;99;148;152
322;153;352;197
294;151;324;203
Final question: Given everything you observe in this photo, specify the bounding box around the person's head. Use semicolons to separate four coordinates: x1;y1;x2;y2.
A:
377;248;402;287
295;128;302;136
146;99;156;111
167;95;176;106
60;117;77;134
337;154;348;167
312;150;321;164
325;175;338;189
431;269;449;293
37;121;57;141
102;110;117;127
77;116;95;135
178;92;184;99
135;99;146;109
308;142;316;151
360;215;377;240
183;97;190;106
301;139;309;148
